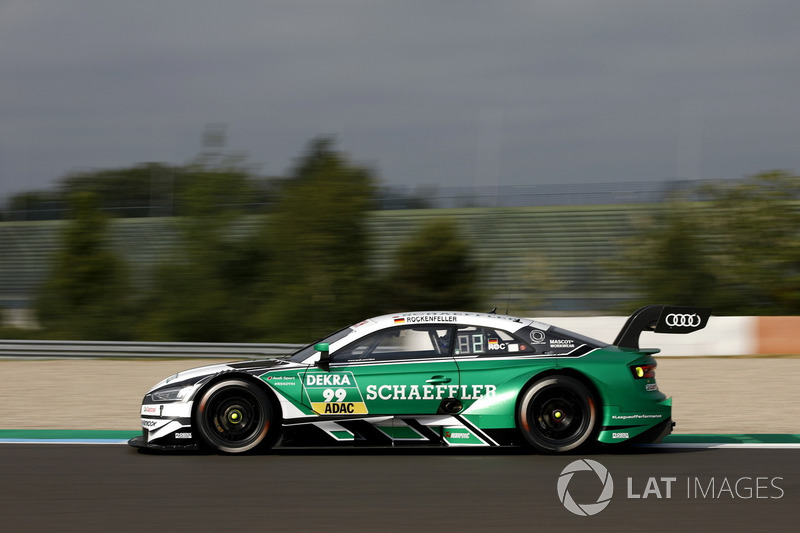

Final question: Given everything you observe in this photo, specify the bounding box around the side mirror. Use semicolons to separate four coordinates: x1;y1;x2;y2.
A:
314;342;330;371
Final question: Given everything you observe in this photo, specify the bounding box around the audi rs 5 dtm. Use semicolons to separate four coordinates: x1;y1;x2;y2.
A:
129;305;710;454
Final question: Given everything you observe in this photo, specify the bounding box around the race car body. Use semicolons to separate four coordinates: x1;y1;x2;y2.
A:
128;305;710;454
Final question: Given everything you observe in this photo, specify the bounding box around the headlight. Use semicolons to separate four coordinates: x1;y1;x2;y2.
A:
150;385;193;402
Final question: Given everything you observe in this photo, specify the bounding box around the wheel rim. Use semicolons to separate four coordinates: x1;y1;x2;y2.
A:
200;384;269;451
529;386;588;444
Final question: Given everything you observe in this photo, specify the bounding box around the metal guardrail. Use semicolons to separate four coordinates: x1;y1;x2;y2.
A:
0;340;304;360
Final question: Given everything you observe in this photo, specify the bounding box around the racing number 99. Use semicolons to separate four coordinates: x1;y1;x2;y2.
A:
323;388;347;402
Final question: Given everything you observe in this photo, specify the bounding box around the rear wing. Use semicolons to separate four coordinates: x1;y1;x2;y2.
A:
613;305;712;350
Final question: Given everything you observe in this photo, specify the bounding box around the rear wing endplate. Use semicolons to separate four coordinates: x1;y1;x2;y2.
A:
613;305;712;350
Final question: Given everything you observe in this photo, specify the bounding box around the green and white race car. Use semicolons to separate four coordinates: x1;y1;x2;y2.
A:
129;305;710;454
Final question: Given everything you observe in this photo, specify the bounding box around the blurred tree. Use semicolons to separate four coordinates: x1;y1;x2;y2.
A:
61;163;178;218
4;191;64;221
612;200;717;310
60;161;273;218
253;138;377;341
698;170;800;314
614;171;800;314
137;162;268;342
5;152;273;222
35;192;134;339
379;218;481;312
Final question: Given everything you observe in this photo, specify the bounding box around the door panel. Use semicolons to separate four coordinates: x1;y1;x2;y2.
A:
302;325;459;416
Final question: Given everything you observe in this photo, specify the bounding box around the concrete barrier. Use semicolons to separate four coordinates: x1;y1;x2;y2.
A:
541;316;799;356
2;315;798;359
756;316;800;355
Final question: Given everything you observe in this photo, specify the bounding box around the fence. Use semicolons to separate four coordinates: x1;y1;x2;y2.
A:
3;179;720;221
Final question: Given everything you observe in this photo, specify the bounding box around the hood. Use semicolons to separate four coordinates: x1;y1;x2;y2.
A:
147;358;291;393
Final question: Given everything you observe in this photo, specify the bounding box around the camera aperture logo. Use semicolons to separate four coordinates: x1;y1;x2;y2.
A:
557;459;614;516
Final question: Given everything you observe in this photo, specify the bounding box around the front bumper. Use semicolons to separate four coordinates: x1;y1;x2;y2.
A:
128;434;199;451
136;401;197;449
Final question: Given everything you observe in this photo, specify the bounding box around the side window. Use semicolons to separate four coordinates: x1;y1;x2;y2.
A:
333;326;453;362
454;326;530;356
521;325;604;355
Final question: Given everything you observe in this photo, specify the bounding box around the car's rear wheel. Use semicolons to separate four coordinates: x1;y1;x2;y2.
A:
517;375;598;454
194;379;275;454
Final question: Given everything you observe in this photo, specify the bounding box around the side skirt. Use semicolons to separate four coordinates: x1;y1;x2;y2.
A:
276;415;519;448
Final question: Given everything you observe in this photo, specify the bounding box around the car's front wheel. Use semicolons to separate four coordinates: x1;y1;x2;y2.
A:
194;379;276;454
517;375;598;454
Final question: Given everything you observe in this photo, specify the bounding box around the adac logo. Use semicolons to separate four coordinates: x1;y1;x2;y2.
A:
557;459;614;516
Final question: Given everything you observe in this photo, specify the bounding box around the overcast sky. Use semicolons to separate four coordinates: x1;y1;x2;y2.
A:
2;1;799;199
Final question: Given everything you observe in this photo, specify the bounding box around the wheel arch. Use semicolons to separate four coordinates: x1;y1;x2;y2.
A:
514;367;604;419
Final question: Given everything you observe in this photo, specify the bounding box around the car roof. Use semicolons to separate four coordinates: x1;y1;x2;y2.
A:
300;311;557;364
353;311;542;334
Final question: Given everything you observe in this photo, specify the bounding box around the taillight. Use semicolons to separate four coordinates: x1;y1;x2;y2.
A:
630;363;656;379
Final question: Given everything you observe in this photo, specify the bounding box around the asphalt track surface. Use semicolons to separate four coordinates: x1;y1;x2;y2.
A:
0;445;797;532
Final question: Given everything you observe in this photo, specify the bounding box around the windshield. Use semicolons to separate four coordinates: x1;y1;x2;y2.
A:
288;326;355;363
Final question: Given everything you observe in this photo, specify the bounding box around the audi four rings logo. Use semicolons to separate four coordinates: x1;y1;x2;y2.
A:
665;313;701;327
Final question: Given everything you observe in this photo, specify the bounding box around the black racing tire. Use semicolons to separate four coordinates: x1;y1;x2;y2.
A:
517;375;598;454
194;379;276;454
